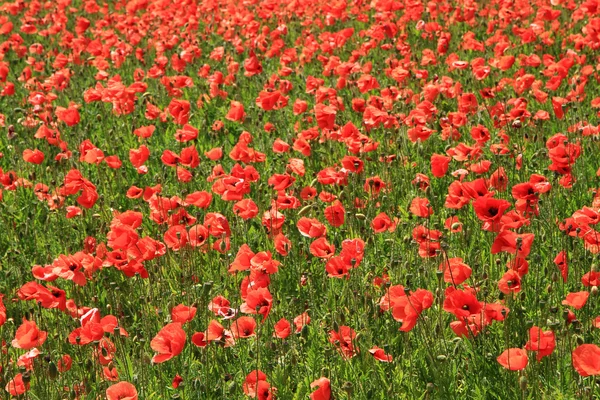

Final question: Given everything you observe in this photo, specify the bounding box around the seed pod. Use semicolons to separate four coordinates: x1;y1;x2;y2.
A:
48;361;58;379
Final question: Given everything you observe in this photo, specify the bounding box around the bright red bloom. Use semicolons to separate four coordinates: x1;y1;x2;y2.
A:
473;196;511;225
443;289;482;319
230;316;257;339
525;327;555;361
369;346;393;362
440;257;471;285
431;154;451;178
491;231;534;258
12;318;47;349
226;100;245;122
5;374;30;396
329;326;358;359
371;212;396;233
150;323;186;363
297;218;327;238
562;291;589;310
324;200;345;227
554;251;568;283
573;344;600;376
498;270;521;294
273;318;291;339
106;382;138;400
310;377;331;400
171;304;197;324
310;237;336;259
497;348;528;371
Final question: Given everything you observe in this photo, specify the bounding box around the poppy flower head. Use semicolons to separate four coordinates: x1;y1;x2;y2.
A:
150;323;186;363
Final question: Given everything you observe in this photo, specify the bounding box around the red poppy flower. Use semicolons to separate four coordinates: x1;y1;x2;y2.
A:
491;231;534;258
171;304;197;324
329;325;358;359
473;196;511;225
431;154;451;178
371;212;397;233
168;99;190;125
391;289;433;332
498;270;521;294
525;327;555;361
553;251;568;282
129;145;149;169
369;346;393;362
440;257;472;285
562;291;589;310
315;103;337;130
293;312;311;332
191;332;207;348
106;381;138;400
310;237;336;259
310;377;331;400
230;316;257;339
23;149;44;164
133;125;155;138
150;323;186;363
325;256;351;278
174;124;198;143
572;344;600;376
243;370;275;399
497;348;528;371
240;287;273;321
297;218;327;238
233;199;259;220
324;200;345;227
12;318;47;349
226;100;245;122
410;197;434;217
273;318;291;339
205;147;223;160
205;320;227;342
5;374;30;397
443;289;482;319
55;104;80;126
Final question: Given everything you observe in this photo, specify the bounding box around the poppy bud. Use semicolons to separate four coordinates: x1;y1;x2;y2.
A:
546;284;553;293
22;371;31;384
342;381;353;395
592;286;599;296
525;320;534;329
48;361;58;379
7;124;15;140
519;376;528;391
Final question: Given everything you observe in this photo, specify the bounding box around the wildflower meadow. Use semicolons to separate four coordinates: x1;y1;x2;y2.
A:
1;0;600;398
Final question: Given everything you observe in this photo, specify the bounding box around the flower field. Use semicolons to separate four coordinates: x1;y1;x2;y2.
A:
2;0;600;398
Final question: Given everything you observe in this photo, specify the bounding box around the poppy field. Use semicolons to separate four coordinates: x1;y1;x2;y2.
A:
4;0;600;398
